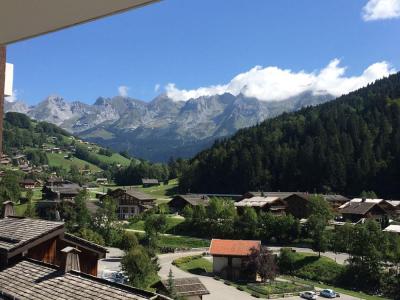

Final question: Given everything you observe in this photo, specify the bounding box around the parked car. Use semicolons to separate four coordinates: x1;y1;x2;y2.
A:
320;289;340;298
300;291;318;300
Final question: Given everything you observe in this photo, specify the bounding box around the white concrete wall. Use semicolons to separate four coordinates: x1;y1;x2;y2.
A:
4;63;13;96
213;256;228;273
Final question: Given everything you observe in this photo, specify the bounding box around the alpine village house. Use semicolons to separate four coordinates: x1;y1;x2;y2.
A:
0;202;169;300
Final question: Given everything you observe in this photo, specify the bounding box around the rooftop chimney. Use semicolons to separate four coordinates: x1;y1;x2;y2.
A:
1;201;15;218
60;246;81;273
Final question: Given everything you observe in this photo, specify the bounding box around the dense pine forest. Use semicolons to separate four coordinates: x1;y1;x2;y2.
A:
179;73;400;198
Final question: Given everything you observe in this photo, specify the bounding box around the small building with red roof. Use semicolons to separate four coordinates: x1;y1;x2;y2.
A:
209;239;261;280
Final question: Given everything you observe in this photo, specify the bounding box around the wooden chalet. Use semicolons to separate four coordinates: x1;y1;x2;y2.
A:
19;178;36;189
154;277;209;300
42;182;82;201
242;192;311;219
103;188;156;219
168;194;210;213
340;198;398;218
338;201;388;223
322;194;350;210
209;239;261;281
0;215;107;276
0;259;170;300
142;178;160;187
234;196;287;215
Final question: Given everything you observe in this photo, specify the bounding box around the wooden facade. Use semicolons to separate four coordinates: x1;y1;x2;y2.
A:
0;216;106;276
105;188;156;219
284;194;311;219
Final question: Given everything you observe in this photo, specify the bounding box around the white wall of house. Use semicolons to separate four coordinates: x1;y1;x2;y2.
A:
213;256;228;273
4;63;13;96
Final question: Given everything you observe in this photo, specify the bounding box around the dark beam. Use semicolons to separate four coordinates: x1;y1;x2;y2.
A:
0;46;5;156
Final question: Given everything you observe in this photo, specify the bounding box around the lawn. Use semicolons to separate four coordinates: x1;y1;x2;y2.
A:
127;215;185;232
173;255;212;274
287;251;344;284
157;235;210;249
47;152;101;172
14;188;42;216
91;152;131;166
134;179;178;200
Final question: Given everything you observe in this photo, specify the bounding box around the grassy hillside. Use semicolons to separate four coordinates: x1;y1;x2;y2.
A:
3;112;132;174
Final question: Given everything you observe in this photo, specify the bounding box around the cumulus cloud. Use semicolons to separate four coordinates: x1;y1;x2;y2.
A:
154;84;161;93
118;85;129;97
362;0;400;21
166;59;395;102
5;89;18;102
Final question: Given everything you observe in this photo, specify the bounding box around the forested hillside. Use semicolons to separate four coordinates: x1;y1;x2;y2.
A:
179;73;400;198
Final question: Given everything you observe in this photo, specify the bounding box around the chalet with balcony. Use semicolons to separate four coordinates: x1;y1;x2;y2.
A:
210;239;261;281
19;178;35;189
103;188;156;219
168;194;210;214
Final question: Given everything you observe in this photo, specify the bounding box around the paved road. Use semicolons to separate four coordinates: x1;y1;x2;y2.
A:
267;246;349;265
99;247;359;300
98;247;124;276
158;252;362;300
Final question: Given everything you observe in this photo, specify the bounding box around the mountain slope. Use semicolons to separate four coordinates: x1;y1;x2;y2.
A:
179;73;400;198
3;112;131;172
5;92;333;162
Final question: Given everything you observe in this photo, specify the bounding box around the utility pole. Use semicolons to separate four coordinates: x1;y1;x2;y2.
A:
0;46;6;156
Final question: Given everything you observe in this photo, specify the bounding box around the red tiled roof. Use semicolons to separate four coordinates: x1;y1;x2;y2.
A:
209;239;261;256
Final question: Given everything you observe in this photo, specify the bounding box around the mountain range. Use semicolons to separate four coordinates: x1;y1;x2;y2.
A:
5;92;333;162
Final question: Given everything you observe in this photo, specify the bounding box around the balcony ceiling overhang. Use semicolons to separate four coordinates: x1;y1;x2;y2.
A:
0;0;159;45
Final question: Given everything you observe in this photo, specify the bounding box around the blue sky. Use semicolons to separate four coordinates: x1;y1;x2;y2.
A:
6;0;400;105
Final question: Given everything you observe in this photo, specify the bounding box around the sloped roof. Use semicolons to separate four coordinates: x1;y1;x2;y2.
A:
235;196;283;207
0;259;169;300
63;233;108;256
210;239;261;256
339;202;379;215
245;192;309;200
322;194;349;202
160;277;209;297
172;194;210;206
386;200;400;207
142;178;159;184
339;198;384;209
124;189;156;201
0;217;63;252
383;224;400;233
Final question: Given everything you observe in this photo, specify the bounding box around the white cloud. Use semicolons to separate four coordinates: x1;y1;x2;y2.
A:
166;59;395;102
5;89;18;102
362;0;400;21
154;84;161;93
118;85;129;97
